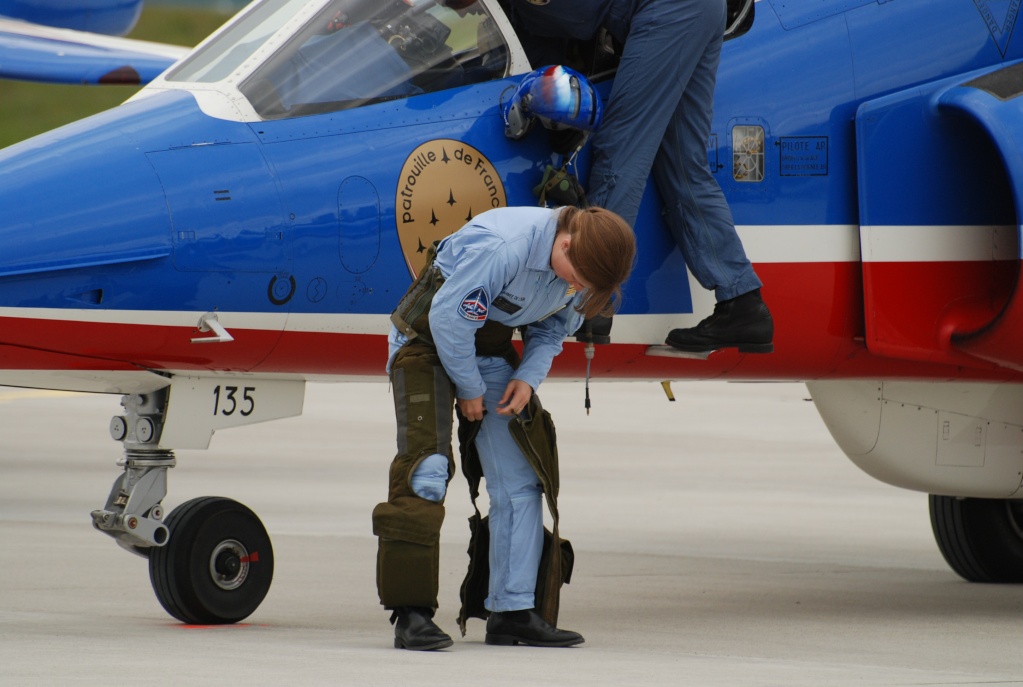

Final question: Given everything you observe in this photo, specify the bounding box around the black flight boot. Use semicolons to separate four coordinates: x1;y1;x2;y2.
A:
390;607;453;651
665;288;774;353
485;609;585;647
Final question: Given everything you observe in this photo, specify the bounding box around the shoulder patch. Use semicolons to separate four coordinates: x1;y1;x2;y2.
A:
458;286;490;321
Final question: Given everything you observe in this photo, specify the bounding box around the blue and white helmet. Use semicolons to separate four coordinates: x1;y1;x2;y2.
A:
503;65;603;140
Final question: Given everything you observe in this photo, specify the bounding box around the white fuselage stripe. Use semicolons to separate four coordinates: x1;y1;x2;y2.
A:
0;307;287;328
859;224;1018;262
737;224;1019;263
737;224;861;263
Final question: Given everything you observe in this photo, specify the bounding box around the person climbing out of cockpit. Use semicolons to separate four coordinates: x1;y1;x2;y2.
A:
501;0;774;354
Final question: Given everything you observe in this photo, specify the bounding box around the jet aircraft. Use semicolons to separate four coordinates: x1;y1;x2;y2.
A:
0;0;187;84
2;0;1023;624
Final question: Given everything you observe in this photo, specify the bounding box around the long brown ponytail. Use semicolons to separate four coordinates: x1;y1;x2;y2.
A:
557;206;636;319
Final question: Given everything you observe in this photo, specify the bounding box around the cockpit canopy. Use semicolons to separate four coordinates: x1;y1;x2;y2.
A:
158;0;754;122
164;0;509;119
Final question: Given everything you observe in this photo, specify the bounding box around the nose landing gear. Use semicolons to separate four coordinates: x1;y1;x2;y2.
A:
92;384;292;624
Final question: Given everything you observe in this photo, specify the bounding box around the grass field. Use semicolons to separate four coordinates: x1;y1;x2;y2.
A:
0;5;233;149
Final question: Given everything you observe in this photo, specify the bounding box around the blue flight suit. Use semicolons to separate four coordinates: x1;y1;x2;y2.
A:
386;205;583;612
507;0;762;301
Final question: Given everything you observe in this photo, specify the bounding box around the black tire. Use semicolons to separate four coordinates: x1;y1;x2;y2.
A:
929;494;1023;583
149;497;274;624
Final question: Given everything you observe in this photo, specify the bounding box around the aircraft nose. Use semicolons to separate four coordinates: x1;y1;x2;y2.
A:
0;108;172;281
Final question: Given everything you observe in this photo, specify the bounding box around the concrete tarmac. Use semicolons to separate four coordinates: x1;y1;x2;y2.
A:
2;380;1022;686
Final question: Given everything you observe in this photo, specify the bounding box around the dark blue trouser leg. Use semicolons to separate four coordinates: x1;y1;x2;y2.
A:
587;0;761;301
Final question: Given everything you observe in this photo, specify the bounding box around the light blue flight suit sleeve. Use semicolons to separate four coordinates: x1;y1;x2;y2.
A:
429;229;523;400
514;305;583;392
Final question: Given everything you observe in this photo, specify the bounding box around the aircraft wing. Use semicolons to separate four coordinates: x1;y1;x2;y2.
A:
0;17;188;84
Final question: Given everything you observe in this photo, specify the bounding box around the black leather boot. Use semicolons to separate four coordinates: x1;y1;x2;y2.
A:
390;607;453;651
665;288;774;353
485;609;585;647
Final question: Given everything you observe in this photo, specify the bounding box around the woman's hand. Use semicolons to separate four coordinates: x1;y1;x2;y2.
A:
496;379;533;416
457;396;485;422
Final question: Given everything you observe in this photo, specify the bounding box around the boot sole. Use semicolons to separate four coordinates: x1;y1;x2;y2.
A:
664;339;774;354
394;636;454;651
485;633;585;648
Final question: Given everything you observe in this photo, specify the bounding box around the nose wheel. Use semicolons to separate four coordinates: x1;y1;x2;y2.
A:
148;497;274;624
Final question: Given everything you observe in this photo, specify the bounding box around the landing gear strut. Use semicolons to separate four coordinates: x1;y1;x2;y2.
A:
91;389;174;554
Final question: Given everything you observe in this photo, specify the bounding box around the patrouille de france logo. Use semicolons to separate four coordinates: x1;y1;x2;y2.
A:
395;139;507;278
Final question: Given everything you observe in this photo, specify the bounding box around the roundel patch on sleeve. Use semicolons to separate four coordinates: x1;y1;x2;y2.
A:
458;286;490;321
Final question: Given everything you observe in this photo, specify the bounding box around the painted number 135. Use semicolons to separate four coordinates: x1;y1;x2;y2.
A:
212;385;256;417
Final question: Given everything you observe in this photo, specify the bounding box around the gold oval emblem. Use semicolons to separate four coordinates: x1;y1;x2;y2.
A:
395;139;507;278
